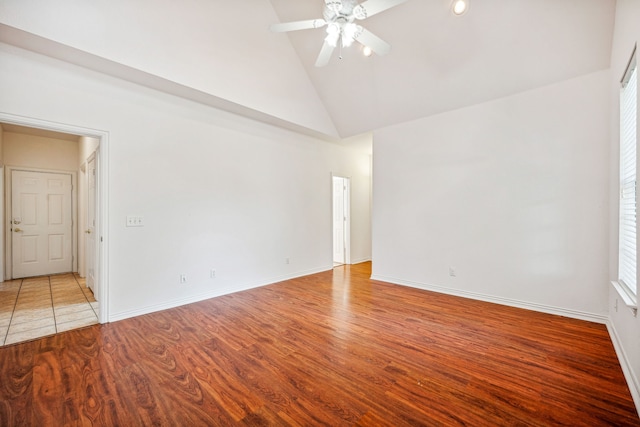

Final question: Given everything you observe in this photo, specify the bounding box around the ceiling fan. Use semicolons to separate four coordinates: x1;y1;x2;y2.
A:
270;0;408;67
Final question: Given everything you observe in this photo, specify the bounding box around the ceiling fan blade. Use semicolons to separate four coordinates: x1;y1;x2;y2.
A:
315;41;336;67
354;28;391;56
270;19;327;33
353;0;408;20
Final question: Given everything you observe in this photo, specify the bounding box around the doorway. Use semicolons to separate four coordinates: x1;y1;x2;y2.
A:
11;169;74;278
0;113;109;324
332;175;351;266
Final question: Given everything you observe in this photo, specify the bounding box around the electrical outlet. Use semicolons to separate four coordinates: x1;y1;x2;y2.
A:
285;258;290;265
180;274;187;284
210;269;216;279
449;267;456;277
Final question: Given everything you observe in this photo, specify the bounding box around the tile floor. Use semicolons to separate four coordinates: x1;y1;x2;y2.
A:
0;273;98;346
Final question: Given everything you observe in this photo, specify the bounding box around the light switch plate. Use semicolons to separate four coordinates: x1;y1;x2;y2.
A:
126;215;144;227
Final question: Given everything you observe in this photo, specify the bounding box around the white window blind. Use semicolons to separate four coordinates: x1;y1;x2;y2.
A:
620;57;637;294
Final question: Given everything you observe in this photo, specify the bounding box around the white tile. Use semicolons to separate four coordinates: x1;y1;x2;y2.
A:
0;326;7;346
0;314;12;328
56;308;97;324
54;302;93;316
0;297;19;309
0;273;102;344
57;317;98;333
0;282;21;292
5;324;56;345
8;316;55;334
11;308;55;323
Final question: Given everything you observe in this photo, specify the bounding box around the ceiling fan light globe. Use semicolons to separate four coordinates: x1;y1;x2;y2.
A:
452;0;468;15
325;32;340;47
342;37;355;48
327;22;341;34
343;23;357;39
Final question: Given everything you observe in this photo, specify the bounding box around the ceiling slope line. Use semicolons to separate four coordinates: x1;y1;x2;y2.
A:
0;24;341;142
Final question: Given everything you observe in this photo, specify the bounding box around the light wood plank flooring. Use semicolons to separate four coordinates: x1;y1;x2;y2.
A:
0;273;98;346
0;263;637;425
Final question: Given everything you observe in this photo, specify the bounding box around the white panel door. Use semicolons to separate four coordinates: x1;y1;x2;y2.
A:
333;177;345;265
86;155;97;296
12;170;73;278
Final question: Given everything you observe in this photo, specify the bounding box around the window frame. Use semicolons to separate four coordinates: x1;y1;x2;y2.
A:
617;46;638;310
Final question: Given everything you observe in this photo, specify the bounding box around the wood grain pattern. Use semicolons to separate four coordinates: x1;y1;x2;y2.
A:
0;262;638;426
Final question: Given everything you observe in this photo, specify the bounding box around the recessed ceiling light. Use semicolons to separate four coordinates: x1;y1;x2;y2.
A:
452;0;468;15
363;46;373;57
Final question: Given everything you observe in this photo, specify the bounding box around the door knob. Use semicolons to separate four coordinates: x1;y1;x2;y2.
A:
14;228;22;232
85;229;92;234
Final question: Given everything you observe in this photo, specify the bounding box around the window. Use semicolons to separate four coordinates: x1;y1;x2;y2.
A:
619;49;637;297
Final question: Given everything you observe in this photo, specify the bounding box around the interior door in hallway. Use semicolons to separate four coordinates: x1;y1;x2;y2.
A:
332;176;350;265
12;170;73;278
85;154;96;295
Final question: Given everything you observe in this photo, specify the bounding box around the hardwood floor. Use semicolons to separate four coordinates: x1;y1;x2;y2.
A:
0;262;638;426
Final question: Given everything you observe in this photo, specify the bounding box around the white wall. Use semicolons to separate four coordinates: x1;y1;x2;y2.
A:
349;156;372;264
0;42;371;321
0;0;338;137
372;70;610;321
607;0;640;410
3;131;79;171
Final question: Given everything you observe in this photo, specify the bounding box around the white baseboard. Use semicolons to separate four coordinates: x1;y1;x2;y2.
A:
607;320;640;415
108;265;332;322
370;274;608;324
349;257;372;265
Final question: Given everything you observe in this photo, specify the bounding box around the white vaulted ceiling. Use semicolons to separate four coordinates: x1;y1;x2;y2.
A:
269;0;616;137
0;0;616;139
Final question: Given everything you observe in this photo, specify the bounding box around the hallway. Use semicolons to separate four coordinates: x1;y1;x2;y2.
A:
0;273;98;346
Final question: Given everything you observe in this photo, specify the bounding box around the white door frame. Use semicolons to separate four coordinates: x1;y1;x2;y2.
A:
0;113;110;324
6;167;77;278
331;174;351;265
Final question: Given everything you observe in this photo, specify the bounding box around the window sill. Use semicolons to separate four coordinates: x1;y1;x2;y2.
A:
611;281;638;317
